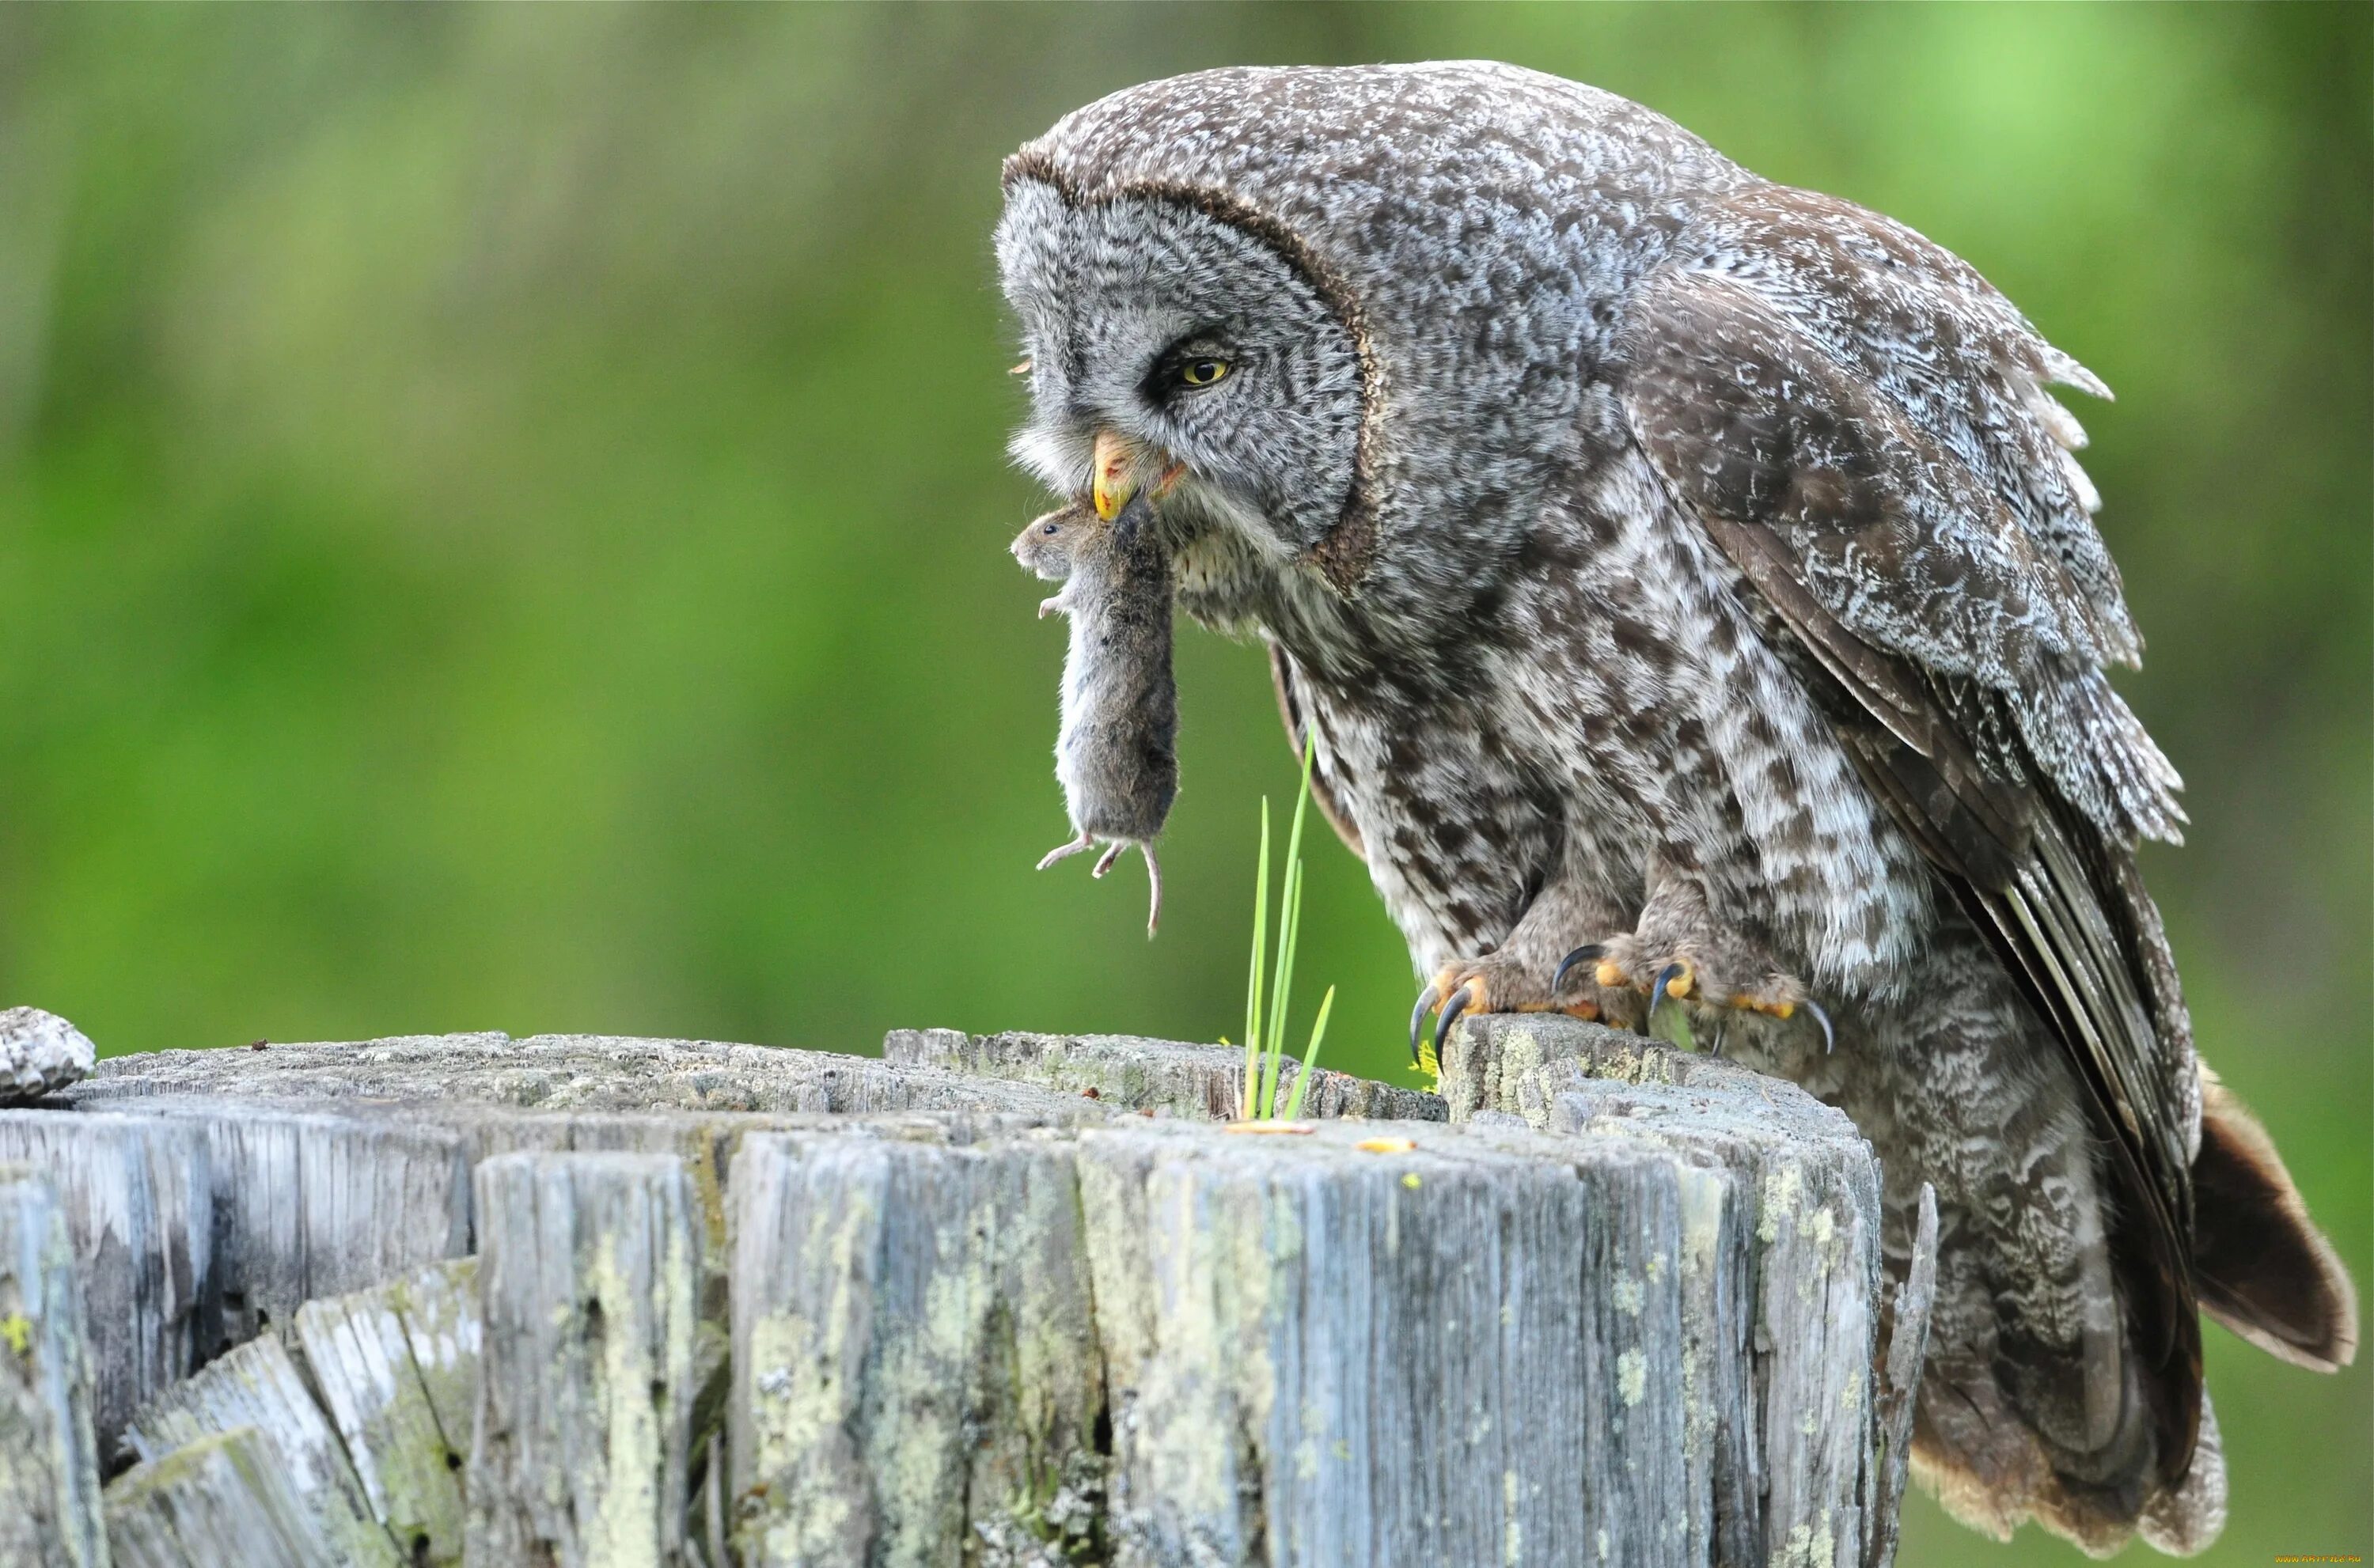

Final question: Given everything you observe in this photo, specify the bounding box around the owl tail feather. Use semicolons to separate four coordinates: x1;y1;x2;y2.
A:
2191;1071;2359;1373
1913;1380;2229;1558
1914;1070;2355;1559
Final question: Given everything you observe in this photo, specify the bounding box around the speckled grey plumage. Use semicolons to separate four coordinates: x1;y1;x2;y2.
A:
998;62;2353;1555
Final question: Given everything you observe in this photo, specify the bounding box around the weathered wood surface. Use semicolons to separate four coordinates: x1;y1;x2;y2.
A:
467;1150;702;1568
1443;1011;1940;1568
119;1098;472;1344
730;1100;1890;1567
104;1425;324;1568
886;1026;1447;1121
389;1257;481;1458
1;1008;97;1104
121;1330;398;1566
1865;1184;1940;1568
729;1125;1105;1566
68;1037;1098;1441
0;1167;109;1568
1435;1007;1780;1123
9;1024;1921;1566
74;1032;1109;1119
295;1261;478;1566
0;1112;214;1457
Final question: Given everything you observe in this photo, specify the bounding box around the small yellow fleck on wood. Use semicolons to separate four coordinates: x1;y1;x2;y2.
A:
0;1312;31;1355
1355;1136;1416;1154
1401;1172;1423;1190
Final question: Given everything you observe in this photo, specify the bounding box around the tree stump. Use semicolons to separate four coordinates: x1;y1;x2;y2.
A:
0;1166;109;1568
294;1260;477;1566
886;1028;1446;1122
2;1023;1925;1566
727;1125;1105;1566
104;1425;324;1568
466;1151;703;1568
0;1112;214;1457
119;1331;398;1566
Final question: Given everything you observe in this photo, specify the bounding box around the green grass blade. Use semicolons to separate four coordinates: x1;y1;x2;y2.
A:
1279;984;1335;1123
1262;729;1318;1118
1261;854;1302;1118
1265;825;1298;1071
1662;1004;1696;1054
1241;797;1270;1121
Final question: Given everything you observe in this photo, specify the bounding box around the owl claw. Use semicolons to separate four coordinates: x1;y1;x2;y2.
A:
1645;962;1688;1031
1409;983;1441;1065
1804;998;1834;1054
1433;984;1474;1062
1552;943;1606;997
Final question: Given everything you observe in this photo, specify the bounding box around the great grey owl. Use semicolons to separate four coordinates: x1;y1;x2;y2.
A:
995;62;2355;1555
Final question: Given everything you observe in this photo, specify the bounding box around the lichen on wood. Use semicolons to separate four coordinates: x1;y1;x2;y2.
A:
385;1257;481;1479
0;1112;214;1459
465;1150;702;1568
728;1125;1105;1566
13;1024;1917;1565
104;1425;325;1568
0;1165;108;1568
886;1028;1446;1123
295;1263;474;1566
1443;1011;1902;1567
119;1331;398;1567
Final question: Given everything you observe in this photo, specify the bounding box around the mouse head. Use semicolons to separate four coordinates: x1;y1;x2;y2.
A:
1011;500;1100;582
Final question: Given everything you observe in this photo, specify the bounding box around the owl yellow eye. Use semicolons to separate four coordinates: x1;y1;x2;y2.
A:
1179;357;1231;388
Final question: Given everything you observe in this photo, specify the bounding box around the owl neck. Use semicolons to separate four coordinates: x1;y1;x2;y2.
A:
1171;506;1514;697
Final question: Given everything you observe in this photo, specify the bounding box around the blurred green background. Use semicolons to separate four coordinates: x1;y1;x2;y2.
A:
0;3;2364;1558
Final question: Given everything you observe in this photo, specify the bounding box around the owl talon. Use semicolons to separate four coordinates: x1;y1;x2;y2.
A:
1645;961;1689;1030
1552;943;1607;996
1433;984;1474;1061
1804;998;1834;1054
1409;983;1441;1065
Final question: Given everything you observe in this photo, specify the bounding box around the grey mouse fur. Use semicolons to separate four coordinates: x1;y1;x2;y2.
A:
1009;494;1178;934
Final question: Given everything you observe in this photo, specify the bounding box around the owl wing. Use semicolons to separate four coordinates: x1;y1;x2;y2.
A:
1614;185;2202;1479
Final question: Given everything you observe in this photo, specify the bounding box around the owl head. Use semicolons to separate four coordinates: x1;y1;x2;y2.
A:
994;64;1744;607
995;172;1366;568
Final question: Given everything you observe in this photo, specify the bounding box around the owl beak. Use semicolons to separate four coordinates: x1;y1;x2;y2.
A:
1091;430;1186;521
1091;429;1136;521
